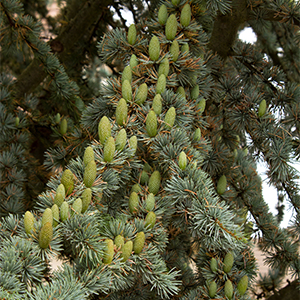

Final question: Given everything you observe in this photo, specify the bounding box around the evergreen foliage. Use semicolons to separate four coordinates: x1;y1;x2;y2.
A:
0;0;299;299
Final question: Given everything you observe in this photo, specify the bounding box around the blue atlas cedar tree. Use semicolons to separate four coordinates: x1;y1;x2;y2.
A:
0;0;299;299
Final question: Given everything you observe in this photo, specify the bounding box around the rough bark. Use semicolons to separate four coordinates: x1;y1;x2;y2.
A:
267;280;300;300
208;0;248;59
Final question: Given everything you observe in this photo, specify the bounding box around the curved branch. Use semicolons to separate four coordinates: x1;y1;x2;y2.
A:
14;0;113;98
208;0;248;59
267;280;300;300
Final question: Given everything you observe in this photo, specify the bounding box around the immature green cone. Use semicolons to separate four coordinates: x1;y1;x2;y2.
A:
84;160;97;187
75;96;85;111
83;146;94;167
217;175;227;195
60;118;67;135
152;94;163;115
98;116;111;144
145;193;155;211
223;252;234;273
81;188;92;213
197;98;206;114
143;163;151;172
156;74;166;94
158;4;168;25
104;136;115;163
133;231;145;254
116;129;127;151
15;116;20;127
114;235;124;249
210;257;218;273
121;240;133;262
237;275;249;295
131;183;142;193
42;208;53;227
54;184;65;207
135;83;148;105
140;170;149;185
233;148;238;158
127;24;137;45
148;170;161;195
122;79;132;102
177;86;185;98
158;58;170;77
103;239;114;264
191;74;198;86
61;169;74;195
129;136;138;155
191;84;199;100
130;54;138;69
146;110;158;137
172;0;180;5
24;211;35;234
51;204;59;227
55;113;60;124
149;35;160;61
193;128;201;141
164;106;176;129
224;280;233;300
165;14;177;40
129;191;139;213
122;65;132;83
72;198;82;215
178;151;187;170
145;211;156;229
208;281;217;298
60;201;69;222
55;183;65;199
258;99;267;117
180;3;191;27
116;98;128;126
235;134;240;144
181;43;189;53
170;40;179;62
39;222;53;249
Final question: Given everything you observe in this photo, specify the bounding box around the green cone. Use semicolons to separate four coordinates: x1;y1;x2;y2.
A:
98;116;111;145
24;211;35;234
146;110;158;137
116;128;127;151
83;146;94;167
104;136;115;163
61;169;74;195
81;188;92;213
127;24;137;45
103;239;114;264
158;4;168;25
152;94;163;115
148;170;161;195
165;14;177;40
133;231;145;254
84;160;97;187
39;222;53;249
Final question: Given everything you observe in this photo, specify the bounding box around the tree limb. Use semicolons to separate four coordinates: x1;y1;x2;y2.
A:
267;280;300;300
14;0;113;98
208;0;248;59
